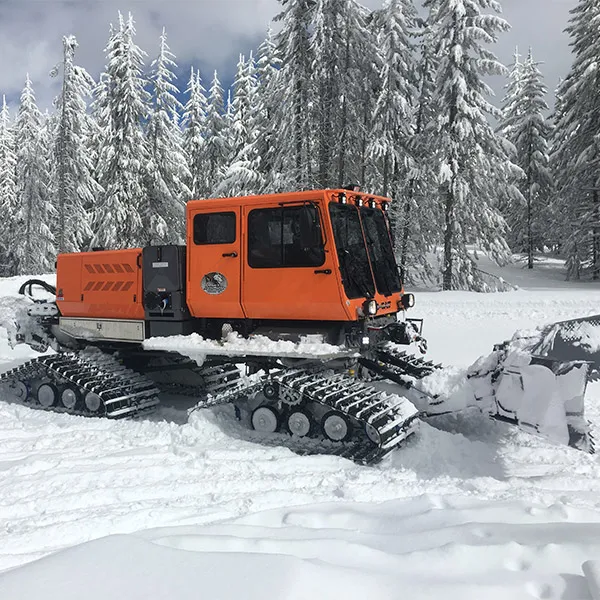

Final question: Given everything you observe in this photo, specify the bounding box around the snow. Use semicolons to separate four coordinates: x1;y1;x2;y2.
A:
2;259;600;599
145;331;349;362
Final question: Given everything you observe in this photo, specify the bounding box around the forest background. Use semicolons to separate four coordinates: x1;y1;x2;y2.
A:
0;0;598;291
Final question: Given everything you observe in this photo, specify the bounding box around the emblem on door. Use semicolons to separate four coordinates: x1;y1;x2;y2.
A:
201;272;228;295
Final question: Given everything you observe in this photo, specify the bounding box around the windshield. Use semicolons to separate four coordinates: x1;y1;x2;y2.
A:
329;203;375;299
360;207;402;296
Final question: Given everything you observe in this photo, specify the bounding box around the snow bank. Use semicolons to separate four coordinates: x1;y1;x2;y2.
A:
2;266;600;599
3;498;600;600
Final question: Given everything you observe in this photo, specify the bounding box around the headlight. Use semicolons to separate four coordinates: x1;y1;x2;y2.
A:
364;299;377;315
399;293;415;309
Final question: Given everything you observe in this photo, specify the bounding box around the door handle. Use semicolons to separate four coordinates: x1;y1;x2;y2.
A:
314;269;332;275
222;252;238;258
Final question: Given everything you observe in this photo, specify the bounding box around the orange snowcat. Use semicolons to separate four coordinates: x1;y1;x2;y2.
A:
1;189;595;462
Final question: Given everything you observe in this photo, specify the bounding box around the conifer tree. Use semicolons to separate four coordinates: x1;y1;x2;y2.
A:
368;0;419;273
92;13;150;248
274;0;316;188
255;27;283;192
310;0;371;187
53;35;99;253
14;76;55;274
146;29;190;243
499;48;552;268
216;54;264;196
204;71;229;196
396;29;440;285
423;0;514;290
551;0;600;279
183;67;209;198
0;97;18;275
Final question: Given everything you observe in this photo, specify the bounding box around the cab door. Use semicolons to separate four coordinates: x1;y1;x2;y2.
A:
241;201;347;321
186;208;245;319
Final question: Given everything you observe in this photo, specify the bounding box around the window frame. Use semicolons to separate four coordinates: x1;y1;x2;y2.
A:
247;203;326;269
193;211;237;245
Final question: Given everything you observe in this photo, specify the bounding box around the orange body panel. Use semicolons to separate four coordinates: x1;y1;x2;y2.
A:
186;189;403;322
56;248;144;320
55;190;403;327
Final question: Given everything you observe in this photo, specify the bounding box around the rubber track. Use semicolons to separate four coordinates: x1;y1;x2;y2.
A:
270;367;419;463
188;365;419;464
0;351;160;418
374;345;443;379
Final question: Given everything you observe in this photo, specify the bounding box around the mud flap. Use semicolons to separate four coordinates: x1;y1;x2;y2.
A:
467;350;592;451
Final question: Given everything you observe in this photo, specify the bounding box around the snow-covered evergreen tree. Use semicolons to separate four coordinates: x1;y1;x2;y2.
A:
0;97;18;275
255;27;283;192
423;0;514;290
551;0;600;279
499;48;552;268
203;71;229;196
367;0;418;194
274;0;316;188
367;0;422;278
14;76;55;274
396;25;440;285
146;29;190;244
92;12;150;248
310;0;371;187
53;35;99;253
183;67;209;198
216;54;264;196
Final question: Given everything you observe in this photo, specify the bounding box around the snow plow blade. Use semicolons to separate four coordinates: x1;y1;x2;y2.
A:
528;315;600;379
466;344;593;453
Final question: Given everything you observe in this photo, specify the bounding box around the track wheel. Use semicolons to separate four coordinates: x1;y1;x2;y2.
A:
322;411;352;442
8;380;28;402
60;386;80;411
84;392;102;414
365;423;381;446
287;410;313;437
251;406;279;433
36;383;58;408
263;382;278;400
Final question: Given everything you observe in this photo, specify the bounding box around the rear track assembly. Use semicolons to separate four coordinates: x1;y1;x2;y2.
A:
0;350;160;418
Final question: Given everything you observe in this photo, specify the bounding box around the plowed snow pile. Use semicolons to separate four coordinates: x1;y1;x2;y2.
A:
1;259;600;600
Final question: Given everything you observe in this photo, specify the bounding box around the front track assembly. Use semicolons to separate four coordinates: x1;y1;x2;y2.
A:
216;366;420;465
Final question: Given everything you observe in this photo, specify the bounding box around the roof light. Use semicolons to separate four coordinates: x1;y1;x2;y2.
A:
354;196;363;207
381;201;390;211
339;192;347;204
368;198;377;208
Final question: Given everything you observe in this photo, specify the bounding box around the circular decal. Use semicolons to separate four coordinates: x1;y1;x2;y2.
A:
201;271;228;295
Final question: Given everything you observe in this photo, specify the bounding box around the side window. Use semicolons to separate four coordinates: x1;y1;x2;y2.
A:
193;212;236;245
248;205;325;268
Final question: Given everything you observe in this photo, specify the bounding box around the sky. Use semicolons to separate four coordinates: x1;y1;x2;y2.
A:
0;0;579;115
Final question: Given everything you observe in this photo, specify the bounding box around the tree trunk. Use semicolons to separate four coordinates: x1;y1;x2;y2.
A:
400;178;414;276
527;162;533;269
593;188;600;280
442;184;454;290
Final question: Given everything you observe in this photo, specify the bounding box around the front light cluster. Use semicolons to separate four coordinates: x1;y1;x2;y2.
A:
364;299;377;316
398;293;415;310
